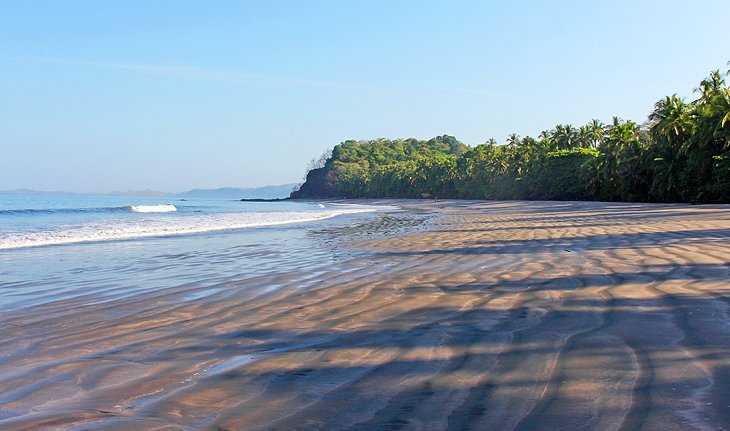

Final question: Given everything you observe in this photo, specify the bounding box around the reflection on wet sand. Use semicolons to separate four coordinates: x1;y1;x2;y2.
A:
1;200;729;430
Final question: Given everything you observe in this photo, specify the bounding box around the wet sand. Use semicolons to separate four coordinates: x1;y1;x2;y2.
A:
1;200;729;430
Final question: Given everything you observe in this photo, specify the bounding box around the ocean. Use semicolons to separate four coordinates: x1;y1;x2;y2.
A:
0;194;385;249
0;194;389;310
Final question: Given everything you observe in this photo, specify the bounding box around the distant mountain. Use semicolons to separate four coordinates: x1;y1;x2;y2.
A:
0;184;298;199
176;184;298;199
0;189;171;197
0;189;67;196
108;189;171;197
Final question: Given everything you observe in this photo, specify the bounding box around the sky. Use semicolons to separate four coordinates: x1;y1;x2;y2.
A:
1;1;729;193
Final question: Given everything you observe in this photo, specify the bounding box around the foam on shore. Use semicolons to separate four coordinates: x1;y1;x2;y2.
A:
127;204;177;213
0;200;729;429
0;206;380;249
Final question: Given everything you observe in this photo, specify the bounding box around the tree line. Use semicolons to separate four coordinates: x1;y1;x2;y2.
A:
291;66;730;203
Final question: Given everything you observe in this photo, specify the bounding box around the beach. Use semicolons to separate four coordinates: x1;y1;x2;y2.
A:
1;200;729;430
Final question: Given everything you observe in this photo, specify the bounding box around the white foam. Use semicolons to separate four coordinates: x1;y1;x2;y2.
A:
327;202;400;211
127;204;177;213
0;207;378;250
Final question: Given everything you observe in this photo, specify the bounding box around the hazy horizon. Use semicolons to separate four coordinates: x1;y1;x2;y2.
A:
0;183;299;195
3;0;729;192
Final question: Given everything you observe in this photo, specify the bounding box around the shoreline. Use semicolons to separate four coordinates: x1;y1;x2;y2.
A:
0;200;386;251
1;200;729;429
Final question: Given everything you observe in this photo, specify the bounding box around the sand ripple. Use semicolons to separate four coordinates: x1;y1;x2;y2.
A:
0;201;729;430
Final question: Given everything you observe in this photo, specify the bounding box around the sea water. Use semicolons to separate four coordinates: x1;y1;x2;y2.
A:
0;194;380;249
0;194;389;310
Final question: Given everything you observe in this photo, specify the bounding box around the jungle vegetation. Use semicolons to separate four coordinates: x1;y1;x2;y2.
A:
291;67;730;203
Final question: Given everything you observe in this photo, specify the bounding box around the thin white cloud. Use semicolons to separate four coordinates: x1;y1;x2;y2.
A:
445;86;510;98
0;55;375;92
1;55;524;103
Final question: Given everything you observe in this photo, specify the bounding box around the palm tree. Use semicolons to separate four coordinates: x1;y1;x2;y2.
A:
553;124;578;150
648;95;694;200
694;70;725;101
649;95;693;150
578;125;592;148
596;118;648;199
588;119;605;148
692;71;730;149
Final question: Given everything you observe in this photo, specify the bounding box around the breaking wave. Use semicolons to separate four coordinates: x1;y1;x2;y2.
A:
126;204;177;213
0;206;380;250
0;204;178;215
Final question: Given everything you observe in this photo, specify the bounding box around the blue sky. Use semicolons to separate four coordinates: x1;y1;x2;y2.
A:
2;1;729;192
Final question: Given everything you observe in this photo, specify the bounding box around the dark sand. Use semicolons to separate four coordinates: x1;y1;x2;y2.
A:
1;200;729;430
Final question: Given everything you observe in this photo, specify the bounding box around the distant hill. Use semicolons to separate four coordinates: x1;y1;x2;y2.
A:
291;135;467;198
1;184;298;199
0;189;66;196
0;189;172;197
108;189;170;197
177;184;298;199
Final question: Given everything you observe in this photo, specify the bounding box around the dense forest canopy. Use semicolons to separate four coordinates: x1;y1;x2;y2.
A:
291;66;730;203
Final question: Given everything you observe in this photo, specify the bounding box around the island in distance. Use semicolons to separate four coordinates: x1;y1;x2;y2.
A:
0;184;299;200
